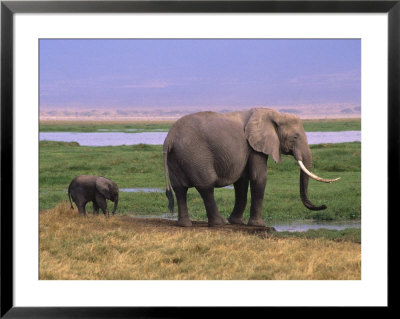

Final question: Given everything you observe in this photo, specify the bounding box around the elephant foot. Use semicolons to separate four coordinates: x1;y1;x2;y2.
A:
247;217;267;227
228;216;245;225
177;218;192;227
208;216;228;227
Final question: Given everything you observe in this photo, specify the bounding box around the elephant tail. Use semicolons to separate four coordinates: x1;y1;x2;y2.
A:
67;185;74;209
163;140;174;214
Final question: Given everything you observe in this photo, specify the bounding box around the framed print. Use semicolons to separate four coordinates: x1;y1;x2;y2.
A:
1;0;396;317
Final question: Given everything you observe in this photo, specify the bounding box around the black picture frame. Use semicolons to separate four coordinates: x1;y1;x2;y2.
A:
1;1;396;317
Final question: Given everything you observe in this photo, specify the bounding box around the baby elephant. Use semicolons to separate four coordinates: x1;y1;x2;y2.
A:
68;175;119;217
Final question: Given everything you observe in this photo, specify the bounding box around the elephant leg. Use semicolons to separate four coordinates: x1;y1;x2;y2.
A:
77;202;87;217
92;201;99;214
73;193;88;216
197;187;228;227
95;193;109;218
174;187;192;227
228;177;249;225
247;153;268;227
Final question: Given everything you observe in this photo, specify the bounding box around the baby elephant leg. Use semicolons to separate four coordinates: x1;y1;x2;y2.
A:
92;201;99;214
95;193;109;217
77;202;87;217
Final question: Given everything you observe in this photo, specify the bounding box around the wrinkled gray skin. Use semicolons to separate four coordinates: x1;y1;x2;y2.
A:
163;108;328;227
68;175;119;217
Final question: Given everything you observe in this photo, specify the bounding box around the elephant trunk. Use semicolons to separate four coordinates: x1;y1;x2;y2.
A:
112;196;118;215
298;148;328;211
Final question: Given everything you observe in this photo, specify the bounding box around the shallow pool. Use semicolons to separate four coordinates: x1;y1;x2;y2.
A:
40;130;361;147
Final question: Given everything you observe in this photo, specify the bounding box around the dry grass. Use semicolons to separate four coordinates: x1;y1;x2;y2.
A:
40;202;361;280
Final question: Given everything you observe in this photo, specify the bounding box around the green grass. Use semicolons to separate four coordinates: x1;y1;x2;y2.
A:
39;118;360;133
40;141;361;223
272;228;361;243
39;121;173;133
302;118;361;132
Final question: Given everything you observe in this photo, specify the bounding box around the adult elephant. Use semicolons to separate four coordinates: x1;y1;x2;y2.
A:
68;175;119;217
163;108;340;227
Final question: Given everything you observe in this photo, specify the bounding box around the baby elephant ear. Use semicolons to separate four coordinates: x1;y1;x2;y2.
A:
95;177;112;199
245;108;281;163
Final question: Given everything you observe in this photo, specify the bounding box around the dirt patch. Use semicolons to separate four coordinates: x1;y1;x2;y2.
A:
120;216;276;236
40;207;276;237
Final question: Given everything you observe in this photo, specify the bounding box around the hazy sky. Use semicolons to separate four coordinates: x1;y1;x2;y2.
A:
39;39;361;109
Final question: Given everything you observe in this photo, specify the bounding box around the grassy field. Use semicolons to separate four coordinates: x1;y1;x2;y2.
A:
40;202;361;280
39;118;360;132
39;119;361;280
40;120;174;132
39;141;361;222
302;118;360;132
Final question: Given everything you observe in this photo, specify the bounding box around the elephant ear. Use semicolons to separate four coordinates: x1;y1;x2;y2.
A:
95;177;112;199
245;108;281;163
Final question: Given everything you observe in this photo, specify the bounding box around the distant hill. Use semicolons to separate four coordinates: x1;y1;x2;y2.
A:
40;104;361;121
279;108;302;114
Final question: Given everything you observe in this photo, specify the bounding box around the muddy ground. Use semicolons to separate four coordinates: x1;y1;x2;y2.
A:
120;216;276;237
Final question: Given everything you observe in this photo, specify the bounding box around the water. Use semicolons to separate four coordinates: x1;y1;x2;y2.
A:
40;132;166;146
120;186;233;193
270;219;360;232
120;188;360;231
97;128;167;132
40;131;361;146
120;188;164;193
306;131;361;144
130;213;360;232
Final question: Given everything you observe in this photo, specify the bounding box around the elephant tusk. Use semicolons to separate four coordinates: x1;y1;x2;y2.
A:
298;161;341;183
